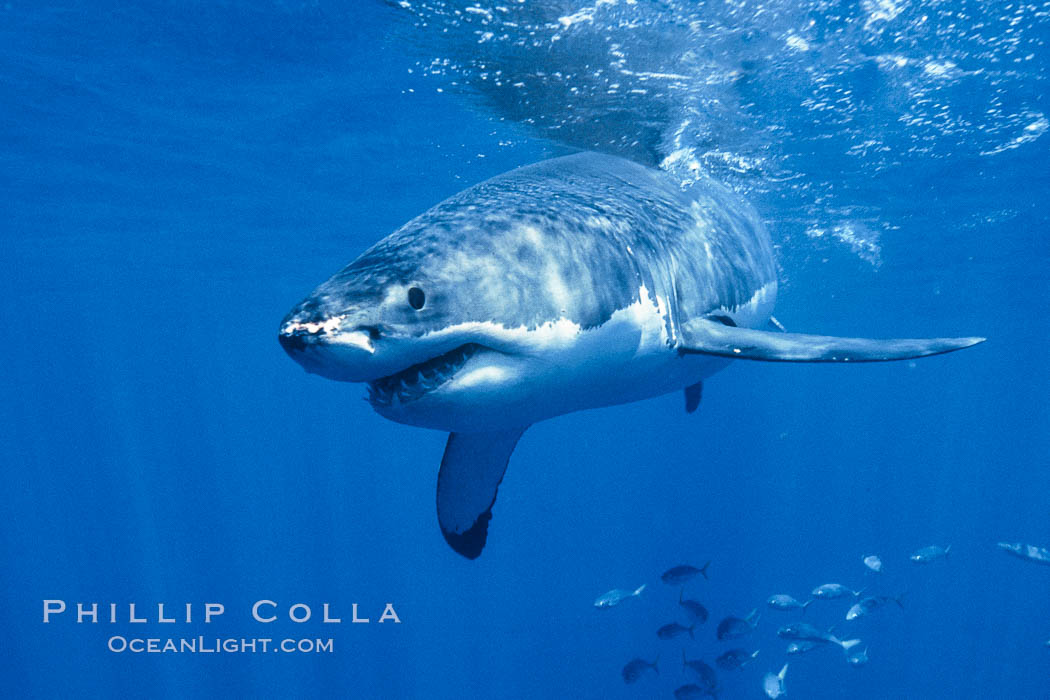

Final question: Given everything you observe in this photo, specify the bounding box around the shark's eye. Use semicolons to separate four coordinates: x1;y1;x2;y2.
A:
407;286;426;310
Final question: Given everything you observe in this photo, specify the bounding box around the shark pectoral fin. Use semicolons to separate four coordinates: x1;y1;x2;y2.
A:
684;381;703;413
678;318;985;363
437;427;527;560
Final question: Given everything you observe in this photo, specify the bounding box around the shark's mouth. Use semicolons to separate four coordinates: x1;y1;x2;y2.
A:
367;343;483;407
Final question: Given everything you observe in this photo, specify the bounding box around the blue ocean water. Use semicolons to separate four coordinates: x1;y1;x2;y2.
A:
2;1;1048;698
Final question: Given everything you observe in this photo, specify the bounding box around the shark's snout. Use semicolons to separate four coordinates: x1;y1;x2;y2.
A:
277;327;311;354
278;307;381;381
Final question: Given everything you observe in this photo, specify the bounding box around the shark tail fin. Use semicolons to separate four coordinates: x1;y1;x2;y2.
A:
633;583;646;597
779;663;789;680
700;560;711;579
802;599;813;614
678;586;684;604
688;623;695;640
746;608;760;626
895;591;906;609
653;654;659;675
945;545;951;558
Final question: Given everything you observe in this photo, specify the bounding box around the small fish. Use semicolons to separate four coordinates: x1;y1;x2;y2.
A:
778;623;860;651
763;663;788;699
657;621;695;640
846;647;869;667
682;651;719;693
674;684;713;700
997;542;1050;566
715;648;759;670
717;609;759;640
846;594;904;621
621;656;659;684
910;545;951;563
679;588;709;623
786;641;819;655
594;583;646;608
777;622;826;643
662;562;710;585
767;594;812;613
863;555;882;573
811;583;863;600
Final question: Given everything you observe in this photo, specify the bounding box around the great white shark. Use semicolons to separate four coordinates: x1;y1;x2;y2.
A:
278;152;983;559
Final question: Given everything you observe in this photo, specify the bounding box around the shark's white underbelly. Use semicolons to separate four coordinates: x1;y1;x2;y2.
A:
375;282;777;432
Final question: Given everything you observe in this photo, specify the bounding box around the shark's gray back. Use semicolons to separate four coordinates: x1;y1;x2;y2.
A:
340;152;776;335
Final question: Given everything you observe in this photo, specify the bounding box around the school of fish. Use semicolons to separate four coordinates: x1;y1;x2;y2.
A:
597;540;1048;697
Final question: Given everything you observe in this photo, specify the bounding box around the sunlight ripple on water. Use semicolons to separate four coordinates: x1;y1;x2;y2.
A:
389;0;1049;263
